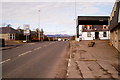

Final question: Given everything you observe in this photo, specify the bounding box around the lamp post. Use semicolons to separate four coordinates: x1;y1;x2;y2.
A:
38;10;41;41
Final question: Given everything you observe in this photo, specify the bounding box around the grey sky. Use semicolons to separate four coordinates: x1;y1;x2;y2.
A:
1;0;115;35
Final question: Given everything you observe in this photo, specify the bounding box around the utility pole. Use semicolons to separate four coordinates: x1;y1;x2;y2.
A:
38;10;41;41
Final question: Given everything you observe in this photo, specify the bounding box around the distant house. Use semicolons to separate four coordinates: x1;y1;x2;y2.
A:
30;31;38;40
82;25;110;40
109;0;120;52
16;28;24;33
0;27;20;40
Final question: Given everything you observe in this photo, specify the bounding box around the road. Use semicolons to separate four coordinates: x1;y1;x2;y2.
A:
2;41;68;78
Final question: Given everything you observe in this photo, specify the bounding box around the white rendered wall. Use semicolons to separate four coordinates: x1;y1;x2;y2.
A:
82;31;109;40
82;32;94;40
99;31;110;40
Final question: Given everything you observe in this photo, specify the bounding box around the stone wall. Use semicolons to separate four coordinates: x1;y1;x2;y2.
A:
118;26;120;52
110;26;120;52
0;34;9;40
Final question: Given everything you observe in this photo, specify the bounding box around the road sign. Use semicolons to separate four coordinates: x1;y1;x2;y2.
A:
24;24;30;36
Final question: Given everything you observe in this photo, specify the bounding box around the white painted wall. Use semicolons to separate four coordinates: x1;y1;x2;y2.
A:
82;31;110;40
99;31;110;40
82;32;94;40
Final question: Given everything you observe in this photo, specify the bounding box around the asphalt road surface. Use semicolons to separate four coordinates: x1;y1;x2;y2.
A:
2;41;68;78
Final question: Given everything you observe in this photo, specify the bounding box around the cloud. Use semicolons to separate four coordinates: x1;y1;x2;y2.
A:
1;2;114;34
75;2;114;16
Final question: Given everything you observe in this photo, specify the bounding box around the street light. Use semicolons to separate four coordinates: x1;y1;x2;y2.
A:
38;10;41;41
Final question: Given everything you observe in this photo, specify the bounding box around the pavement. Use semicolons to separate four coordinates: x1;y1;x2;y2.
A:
2;41;68;78
0;44;23;51
0;40;25;51
67;40;120;79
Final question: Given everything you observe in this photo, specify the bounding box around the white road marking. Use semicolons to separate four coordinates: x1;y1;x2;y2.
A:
33;47;41;51
36;48;40;49
49;43;52;45
34;48;38;50
16;47;20;48
38;47;41;48
18;51;32;57
0;59;11;64
68;63;70;67
44;45;47;47
28;43;35;45
66;73;69;76
68;59;71;62
68;59;71;67
66;70;69;76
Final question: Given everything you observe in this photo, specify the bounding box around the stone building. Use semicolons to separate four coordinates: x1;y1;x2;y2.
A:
109;0;120;52
0;27;19;40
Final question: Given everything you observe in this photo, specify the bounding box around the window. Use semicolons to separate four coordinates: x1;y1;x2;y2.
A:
87;25;92;30
8;34;15;40
103;25;108;29
87;32;91;37
103;32;107;37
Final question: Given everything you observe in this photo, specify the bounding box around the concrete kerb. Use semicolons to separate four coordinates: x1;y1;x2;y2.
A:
0;42;34;51
66;41;72;77
0;46;18;51
66;41;83;78
0;45;22;51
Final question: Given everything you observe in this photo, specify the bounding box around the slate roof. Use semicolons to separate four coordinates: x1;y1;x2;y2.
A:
77;16;109;25
0;27;20;34
31;31;38;34
109;1;120;30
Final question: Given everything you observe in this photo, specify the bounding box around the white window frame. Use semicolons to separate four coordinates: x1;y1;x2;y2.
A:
103;32;107;37
87;32;91;37
87;25;92;30
103;25;108;29
8;34;15;40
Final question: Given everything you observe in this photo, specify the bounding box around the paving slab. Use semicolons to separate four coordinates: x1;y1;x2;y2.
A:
77;61;94;78
67;59;82;78
67;40;119;79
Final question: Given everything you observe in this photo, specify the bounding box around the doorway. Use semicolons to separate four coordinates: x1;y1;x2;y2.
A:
95;32;99;40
